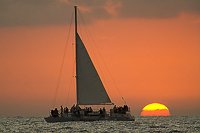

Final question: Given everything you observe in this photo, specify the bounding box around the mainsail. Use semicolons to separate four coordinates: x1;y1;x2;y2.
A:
76;33;112;105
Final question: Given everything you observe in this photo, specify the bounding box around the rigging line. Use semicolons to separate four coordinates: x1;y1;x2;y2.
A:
52;11;74;108
65;13;75;106
78;10;126;104
66;8;76;106
77;14;84;40
65;37;73;105
66;43;76;106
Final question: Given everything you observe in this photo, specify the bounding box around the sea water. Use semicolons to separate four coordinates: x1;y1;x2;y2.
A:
0;116;199;133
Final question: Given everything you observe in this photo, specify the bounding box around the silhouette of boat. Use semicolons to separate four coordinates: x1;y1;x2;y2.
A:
44;6;134;122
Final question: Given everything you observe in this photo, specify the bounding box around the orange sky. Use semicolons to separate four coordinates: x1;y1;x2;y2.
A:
0;0;200;116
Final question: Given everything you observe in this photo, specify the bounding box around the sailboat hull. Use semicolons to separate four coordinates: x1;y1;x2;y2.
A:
44;117;134;123
44;113;134;123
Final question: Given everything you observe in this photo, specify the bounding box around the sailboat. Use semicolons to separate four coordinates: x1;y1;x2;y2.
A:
44;6;134;122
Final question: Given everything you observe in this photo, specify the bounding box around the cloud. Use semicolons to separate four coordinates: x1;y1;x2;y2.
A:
0;0;200;26
104;0;122;17
0;0;72;26
118;0;200;18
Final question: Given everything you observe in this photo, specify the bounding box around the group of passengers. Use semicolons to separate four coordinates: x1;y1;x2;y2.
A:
51;104;129;117
70;104;81;116
51;106;68;117
113;105;129;114
99;107;106;117
51;108;59;117
83;107;93;116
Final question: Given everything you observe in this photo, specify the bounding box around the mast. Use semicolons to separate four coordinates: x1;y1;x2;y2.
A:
74;6;78;105
74;6;78;34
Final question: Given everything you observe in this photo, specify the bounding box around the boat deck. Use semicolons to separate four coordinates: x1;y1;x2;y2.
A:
44;112;134;123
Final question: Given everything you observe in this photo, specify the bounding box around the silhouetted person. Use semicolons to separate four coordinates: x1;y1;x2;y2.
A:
64;107;69;114
51;110;54;117
113;105;117;113
71;104;75;113
99;108;103;117
52;108;59;117
124;105;128;112
55;108;59;116
61;106;64;116
102;107;106;117
77;110;80;117
89;107;93;113
84;107;89;116
76;104;81;111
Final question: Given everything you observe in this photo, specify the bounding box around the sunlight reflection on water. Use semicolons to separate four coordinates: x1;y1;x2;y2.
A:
0;116;199;133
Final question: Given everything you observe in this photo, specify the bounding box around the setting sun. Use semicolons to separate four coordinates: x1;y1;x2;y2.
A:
141;103;170;116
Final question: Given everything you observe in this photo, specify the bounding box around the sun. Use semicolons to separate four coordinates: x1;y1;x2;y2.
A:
141;103;170;116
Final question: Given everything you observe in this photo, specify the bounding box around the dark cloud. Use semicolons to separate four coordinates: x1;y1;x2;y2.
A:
0;0;200;26
0;0;73;26
119;0;200;18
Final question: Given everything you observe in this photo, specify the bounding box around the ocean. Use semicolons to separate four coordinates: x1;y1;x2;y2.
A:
0;116;199;133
